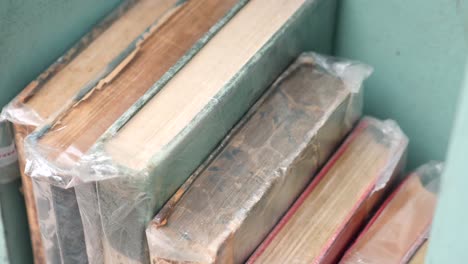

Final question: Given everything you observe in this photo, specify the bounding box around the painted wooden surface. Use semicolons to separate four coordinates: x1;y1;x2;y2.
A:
334;0;468;170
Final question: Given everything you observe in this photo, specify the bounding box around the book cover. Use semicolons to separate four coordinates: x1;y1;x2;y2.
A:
339;162;442;264
145;52;370;263
2;0;193;262
247;117;408;264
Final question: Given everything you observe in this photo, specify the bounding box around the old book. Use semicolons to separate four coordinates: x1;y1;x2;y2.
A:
339;162;442;264
248;117;408;264
3;0;213;262
409;241;429;264
26;0;340;263
145;52;370;264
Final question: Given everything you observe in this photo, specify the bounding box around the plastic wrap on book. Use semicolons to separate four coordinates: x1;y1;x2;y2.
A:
146;52;371;263
0;0;186;263
247;117;408;264
20;0;251;263
339;161;443;264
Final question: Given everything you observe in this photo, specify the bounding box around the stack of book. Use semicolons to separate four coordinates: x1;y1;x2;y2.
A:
1;0;440;263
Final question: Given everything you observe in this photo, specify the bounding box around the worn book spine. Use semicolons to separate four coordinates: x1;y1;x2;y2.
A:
339;162;442;264
145;52;370;263
5;1;182;263
247;117;408;264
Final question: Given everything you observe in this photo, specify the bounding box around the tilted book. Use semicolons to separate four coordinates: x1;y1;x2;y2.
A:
339;162;442;264
3;0;239;262
3;1;181;262
145;52;370;263
25;0;340;263
248;117;408;264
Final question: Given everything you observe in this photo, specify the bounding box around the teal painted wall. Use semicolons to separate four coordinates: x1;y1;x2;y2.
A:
428;65;468;263
334;0;468;169
0;0;122;108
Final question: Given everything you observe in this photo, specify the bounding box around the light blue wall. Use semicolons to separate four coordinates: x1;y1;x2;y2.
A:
334;0;468;170
0;0;122;108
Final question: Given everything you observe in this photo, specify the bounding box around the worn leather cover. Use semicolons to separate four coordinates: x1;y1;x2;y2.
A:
340;163;440;264
146;53;360;263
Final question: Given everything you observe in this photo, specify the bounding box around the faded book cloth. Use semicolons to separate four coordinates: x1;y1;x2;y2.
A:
339;161;443;264
146;52;372;263
247;117;408;264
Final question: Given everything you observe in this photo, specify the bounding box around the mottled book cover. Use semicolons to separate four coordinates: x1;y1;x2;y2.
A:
146;52;370;263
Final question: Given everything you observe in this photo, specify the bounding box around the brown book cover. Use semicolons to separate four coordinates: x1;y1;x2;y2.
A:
146;53;371;264
3;0;243;262
5;1;180;262
339;162;442;264
248;117;408;264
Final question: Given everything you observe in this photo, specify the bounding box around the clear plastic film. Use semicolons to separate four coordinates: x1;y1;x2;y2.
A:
339;161;443;264
246;117;408;264
145;52;371;264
